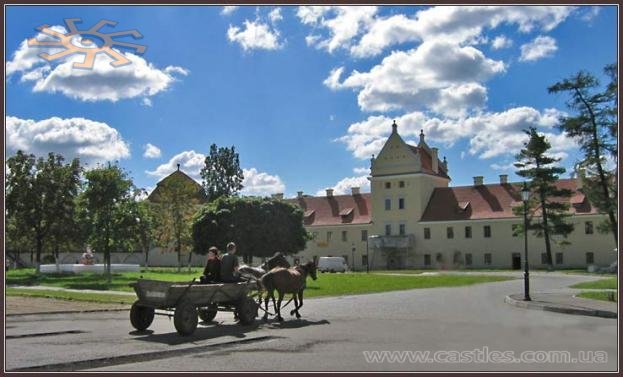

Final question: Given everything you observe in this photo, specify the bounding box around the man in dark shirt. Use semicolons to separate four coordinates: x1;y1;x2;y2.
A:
220;242;242;283
202;246;221;283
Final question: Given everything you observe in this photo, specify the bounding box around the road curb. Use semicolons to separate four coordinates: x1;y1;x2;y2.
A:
504;295;617;319
6;308;130;317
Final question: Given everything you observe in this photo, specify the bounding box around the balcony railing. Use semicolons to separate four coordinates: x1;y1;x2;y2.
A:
369;234;415;248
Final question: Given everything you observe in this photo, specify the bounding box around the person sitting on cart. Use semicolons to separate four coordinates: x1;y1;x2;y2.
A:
201;246;221;284
220;242;243;283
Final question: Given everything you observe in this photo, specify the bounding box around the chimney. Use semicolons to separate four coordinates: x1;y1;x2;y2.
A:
391;120;397;133
272;193;284;200
499;174;508;184
473;176;484;186
297;191;304;198
326;188;334;197
431;147;439;173
351;187;360;195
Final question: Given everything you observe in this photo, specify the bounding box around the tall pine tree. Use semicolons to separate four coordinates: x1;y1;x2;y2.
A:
200;144;244;202
514;128;574;270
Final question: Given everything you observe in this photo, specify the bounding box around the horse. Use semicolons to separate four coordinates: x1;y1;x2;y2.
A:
260;260;317;322
237;252;291;280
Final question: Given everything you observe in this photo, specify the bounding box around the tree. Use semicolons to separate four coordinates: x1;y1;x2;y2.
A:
200;144;244;202
79;164;138;282
6;151;82;272
548;64;617;245
151;173;201;272
192;196;309;263
134;198;156;268
513;128;574;270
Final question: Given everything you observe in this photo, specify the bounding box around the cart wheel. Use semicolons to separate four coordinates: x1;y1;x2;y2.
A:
236;296;258;325
174;300;198;336
198;304;218;322
130;302;155;331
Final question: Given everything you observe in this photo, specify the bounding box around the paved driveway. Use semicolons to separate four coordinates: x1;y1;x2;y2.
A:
5;272;617;371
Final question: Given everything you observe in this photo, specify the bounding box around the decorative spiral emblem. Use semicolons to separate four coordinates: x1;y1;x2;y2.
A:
27;18;146;69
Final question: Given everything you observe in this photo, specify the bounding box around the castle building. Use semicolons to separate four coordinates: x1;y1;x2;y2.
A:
287;121;616;270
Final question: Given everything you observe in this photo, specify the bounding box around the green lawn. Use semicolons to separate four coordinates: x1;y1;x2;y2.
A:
6;268;513;303
570;278;617;290
6;287;136;305
577;291;617;302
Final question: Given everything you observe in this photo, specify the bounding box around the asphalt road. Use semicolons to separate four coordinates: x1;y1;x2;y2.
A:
5;272;617;372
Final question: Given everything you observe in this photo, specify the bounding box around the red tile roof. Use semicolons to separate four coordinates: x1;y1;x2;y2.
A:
287;194;372;226
407;145;450;179
420;178;597;222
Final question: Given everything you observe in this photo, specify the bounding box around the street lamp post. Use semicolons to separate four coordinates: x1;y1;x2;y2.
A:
366;237;370;273
351;243;356;272
521;182;531;301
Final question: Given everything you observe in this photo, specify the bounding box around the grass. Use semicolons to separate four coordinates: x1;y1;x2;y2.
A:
576;291;617;302
303;273;513;298
570;278;617;290
6;267;513;303
6;287;135;305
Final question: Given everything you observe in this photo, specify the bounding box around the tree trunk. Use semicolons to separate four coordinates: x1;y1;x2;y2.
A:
187;250;193;273
176;235;181;273
539;192;554;271
144;247;149;269
106;248;112;283
35;236;42;274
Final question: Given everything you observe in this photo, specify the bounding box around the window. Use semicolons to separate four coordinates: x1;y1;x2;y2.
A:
398;198;405;209
385;182;391;189
361;229;368;242
586;252;594;264
326;231;332;242
424;254;431;266
512;224;520;237
385;224;392;236
484;253;492;265
399;181;405;188
424;227;431;239
362;255;368;266
585;221;594;234
465;253;473;266
447;227;454;239
385;198;391;211
484;225;491;238
399;224;406;235
555;252;563;265
541;253;549;265
341;231;348;242
465;226;472;238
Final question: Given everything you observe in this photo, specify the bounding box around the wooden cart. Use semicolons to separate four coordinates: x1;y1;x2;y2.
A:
129;279;259;336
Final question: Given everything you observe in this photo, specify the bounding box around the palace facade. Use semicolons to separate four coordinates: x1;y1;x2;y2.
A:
286;121;616;270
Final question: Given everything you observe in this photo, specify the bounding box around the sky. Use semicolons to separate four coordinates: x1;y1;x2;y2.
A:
5;5;618;198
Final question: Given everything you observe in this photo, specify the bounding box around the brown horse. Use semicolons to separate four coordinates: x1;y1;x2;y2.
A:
260;260;317;321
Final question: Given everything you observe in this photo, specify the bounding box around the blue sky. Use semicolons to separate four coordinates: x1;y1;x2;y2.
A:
5;5;617;197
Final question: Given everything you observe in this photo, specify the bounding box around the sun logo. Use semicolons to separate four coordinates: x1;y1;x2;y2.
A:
27;18;146;70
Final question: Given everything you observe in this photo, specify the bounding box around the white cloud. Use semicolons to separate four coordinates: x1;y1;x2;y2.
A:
227;20;283;51
353;166;370;175
143;143;161;159
221;6;239;16
580;6;600;22
349;14;420;58
490;162;516;171
141;98;153;107
331;40;505;117
296;6;378;53
241;168;286;196
316;175;370;196
6;31;188;102
519;35;558;62
269;8;283;23
491;35;513;49
323;67;345;90
336;107;574;161
146;150;206;181
6;116;130;166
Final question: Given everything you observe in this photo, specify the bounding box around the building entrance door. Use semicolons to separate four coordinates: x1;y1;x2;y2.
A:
512;253;521;270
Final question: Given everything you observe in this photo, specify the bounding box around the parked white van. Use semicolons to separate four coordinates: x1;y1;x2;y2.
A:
317;256;348;273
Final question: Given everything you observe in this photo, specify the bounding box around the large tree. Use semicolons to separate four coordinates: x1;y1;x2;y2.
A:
513;128;574;270
200;144;244;202
6;151;82;272
151;173;201;272
192;196;309;263
548;64;617;245
133;198;156;268
79;164;138;282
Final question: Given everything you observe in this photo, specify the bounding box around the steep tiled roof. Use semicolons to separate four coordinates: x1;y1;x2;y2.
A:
420;178;597;221
287;194;372;226
407;145;450;179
